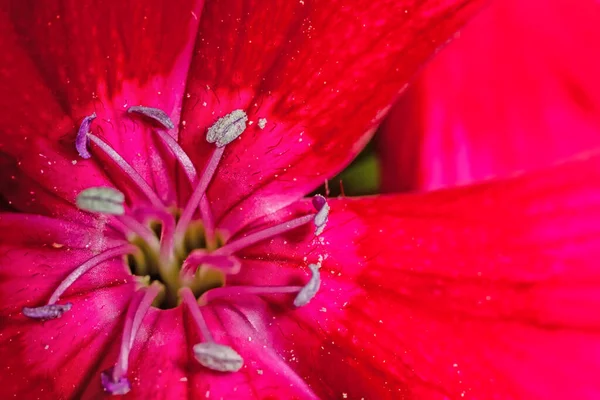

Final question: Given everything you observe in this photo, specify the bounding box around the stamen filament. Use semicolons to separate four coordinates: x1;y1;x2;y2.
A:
148;130;216;245
113;283;161;380
201;285;303;303
200;196;216;247
117;215;160;251
48;244;137;304
215;214;314;255
181;287;214;342
88;133;164;208
152;129;197;183
174;147;225;244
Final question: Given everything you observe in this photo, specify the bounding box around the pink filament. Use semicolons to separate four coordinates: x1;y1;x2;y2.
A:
181;287;214;342
215;214;314;256
113;283;161;380
48;244;137;305
88;133;164;208
174;147;225;244
201;285;302;303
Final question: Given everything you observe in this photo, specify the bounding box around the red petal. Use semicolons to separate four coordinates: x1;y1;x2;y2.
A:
177;0;485;230
241;152;600;398
0;1;203;215
379;0;600;192
0;214;135;398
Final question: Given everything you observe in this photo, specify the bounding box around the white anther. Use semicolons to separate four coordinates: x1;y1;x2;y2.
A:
294;263;321;307
314;201;330;236
193;342;244;372
206;109;248;147
76;187;125;215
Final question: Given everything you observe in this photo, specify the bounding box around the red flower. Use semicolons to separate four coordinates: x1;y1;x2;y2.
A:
0;1;488;398
378;0;600;192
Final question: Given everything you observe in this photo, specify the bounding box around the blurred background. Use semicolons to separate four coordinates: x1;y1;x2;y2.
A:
322;0;600;197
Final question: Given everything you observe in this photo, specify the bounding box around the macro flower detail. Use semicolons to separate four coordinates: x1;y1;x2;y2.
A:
23;106;329;394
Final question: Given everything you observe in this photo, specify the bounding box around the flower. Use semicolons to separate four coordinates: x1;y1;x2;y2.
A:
377;0;600;192
0;1;487;398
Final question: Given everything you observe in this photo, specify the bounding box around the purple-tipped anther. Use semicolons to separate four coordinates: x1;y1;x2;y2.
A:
127;105;175;130
312;195;330;236
76;112;97;159
101;367;131;396
22;303;72;320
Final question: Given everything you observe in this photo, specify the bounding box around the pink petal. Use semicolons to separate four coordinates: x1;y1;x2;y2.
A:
0;1;203;215
177;0;485;230
240;151;600;398
0;214;135;398
379;0;600;192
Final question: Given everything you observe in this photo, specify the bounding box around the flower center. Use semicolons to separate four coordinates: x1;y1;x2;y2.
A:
22;106;329;395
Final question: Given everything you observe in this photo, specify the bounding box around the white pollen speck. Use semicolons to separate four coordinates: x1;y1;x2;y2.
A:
258;118;267;129
343;393;348;399
72;160;77;165
44;344;49;350
180;377;188;382
257;369;263;375
202;101;207;107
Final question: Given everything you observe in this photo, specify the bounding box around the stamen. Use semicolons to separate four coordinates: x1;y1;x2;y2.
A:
22;303;72;320
200;264;322;308
127;106;175;130
76;187;125;215
181;250;241;279
102;283;161;395
181;288;213;341
75;112;97;159
200;285;302;303
214;214;314;256
151;128;197;183
142;118;216;245
206;109;248;147
181;288;244;372
22;244;137;321
293;263;321;307
173;147;225;244
87;133;164;208
312;195;330;236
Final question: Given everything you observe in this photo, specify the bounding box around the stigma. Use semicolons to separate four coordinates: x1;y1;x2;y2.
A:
23;106;329;395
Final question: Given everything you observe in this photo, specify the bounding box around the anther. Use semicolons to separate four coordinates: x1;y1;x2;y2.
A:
76;187;125;215
193;342;244;373
22;303;72;320
75;112;96;159
101;367;131;396
127;106;175;130
293;263;321;307
312;195;330;236
206;109;248;147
